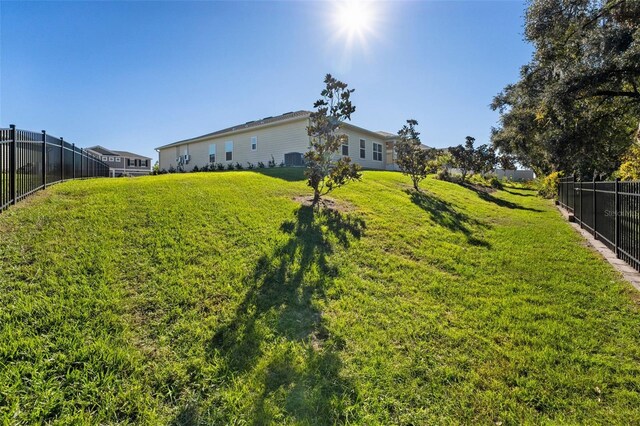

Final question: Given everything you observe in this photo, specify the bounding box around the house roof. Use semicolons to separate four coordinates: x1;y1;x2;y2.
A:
87;145;151;160
87;145;119;156
376;131;397;138
111;150;152;160
156;110;313;150
156;110;400;150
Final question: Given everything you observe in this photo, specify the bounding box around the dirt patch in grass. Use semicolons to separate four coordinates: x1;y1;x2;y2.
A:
292;195;355;213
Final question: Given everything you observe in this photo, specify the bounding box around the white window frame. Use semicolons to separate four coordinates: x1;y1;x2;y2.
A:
209;144;217;163
251;136;257;151
359;139;366;159
341;137;349;156
225;141;233;161
109;156;114;162
373;142;383;161
101;156;107;161
115;157;121;163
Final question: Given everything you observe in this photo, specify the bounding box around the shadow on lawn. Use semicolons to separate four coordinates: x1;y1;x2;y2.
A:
252;167;306;182
502;188;535;197
194;205;364;424
407;189;491;248
459;183;544;212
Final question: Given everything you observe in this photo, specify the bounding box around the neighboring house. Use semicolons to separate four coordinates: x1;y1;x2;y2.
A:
494;169;535;181
86;146;152;177
155;110;401;172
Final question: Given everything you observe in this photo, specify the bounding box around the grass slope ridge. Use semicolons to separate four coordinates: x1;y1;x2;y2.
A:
0;169;639;424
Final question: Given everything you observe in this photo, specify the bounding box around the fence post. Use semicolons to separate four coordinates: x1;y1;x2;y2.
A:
615;177;620;256
9;124;17;205
572;174;576;211
42;131;47;189
72;144;76;179
593;176;597;238
60;137;64;181
579;179;583;229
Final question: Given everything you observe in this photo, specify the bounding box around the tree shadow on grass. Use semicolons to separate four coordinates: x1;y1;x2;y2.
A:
502;188;535;197
459;182;544;212
196;205;364;424
407;189;491;248
252;167;306;182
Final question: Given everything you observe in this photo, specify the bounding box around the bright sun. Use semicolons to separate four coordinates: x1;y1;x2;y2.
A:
333;0;379;48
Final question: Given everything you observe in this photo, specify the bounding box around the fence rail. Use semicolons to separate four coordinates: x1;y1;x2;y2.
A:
559;176;640;272
1;125;109;212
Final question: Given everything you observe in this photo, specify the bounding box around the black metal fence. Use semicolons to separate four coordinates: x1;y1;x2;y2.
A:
1;125;110;212
559;175;640;272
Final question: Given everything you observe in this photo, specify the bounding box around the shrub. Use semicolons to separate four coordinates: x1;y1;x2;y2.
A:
201;164;210;172
257;161;265;168
226;163;234;171
436;167;451;181
168;165;176;174
489;175;503;189
279;161;285;167
216;163;225;171
235;162;244;170
538;171;563;199
617;143;640;181
160;168;168;175
268;155;276;168
395;119;434;191
247;162;255;170
192;165;200;173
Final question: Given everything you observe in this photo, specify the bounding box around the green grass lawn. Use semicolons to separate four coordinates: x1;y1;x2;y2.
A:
1;169;639;424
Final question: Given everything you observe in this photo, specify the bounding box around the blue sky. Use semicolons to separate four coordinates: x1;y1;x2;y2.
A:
0;1;532;161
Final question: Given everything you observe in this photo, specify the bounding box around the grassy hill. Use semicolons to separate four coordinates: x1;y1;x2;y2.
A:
1;169;639;424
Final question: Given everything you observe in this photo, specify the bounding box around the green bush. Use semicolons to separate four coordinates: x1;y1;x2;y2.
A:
537;171;563;199
436;168;451;181
489;175;503;189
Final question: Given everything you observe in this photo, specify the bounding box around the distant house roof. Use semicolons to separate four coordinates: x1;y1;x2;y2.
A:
156;110;312;150
111;150;152;160
87;145;119;156
87;145;151;160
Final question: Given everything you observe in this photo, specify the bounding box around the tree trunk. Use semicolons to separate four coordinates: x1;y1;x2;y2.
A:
312;190;321;206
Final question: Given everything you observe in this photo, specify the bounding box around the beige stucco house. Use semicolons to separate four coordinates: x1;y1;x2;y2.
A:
155;111;400;172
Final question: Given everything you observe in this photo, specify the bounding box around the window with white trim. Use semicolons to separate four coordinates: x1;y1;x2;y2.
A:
115;157;121;162
109;156;114;162
102;156;107;161
359;139;366;159
373;143;383;161
341;137;349;156
225;141;233;161
209;144;216;163
251;136;257;151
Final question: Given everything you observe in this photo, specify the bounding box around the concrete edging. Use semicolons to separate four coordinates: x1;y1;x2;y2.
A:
556;205;640;292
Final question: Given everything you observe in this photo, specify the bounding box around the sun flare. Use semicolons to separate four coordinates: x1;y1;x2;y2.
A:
333;0;379;48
